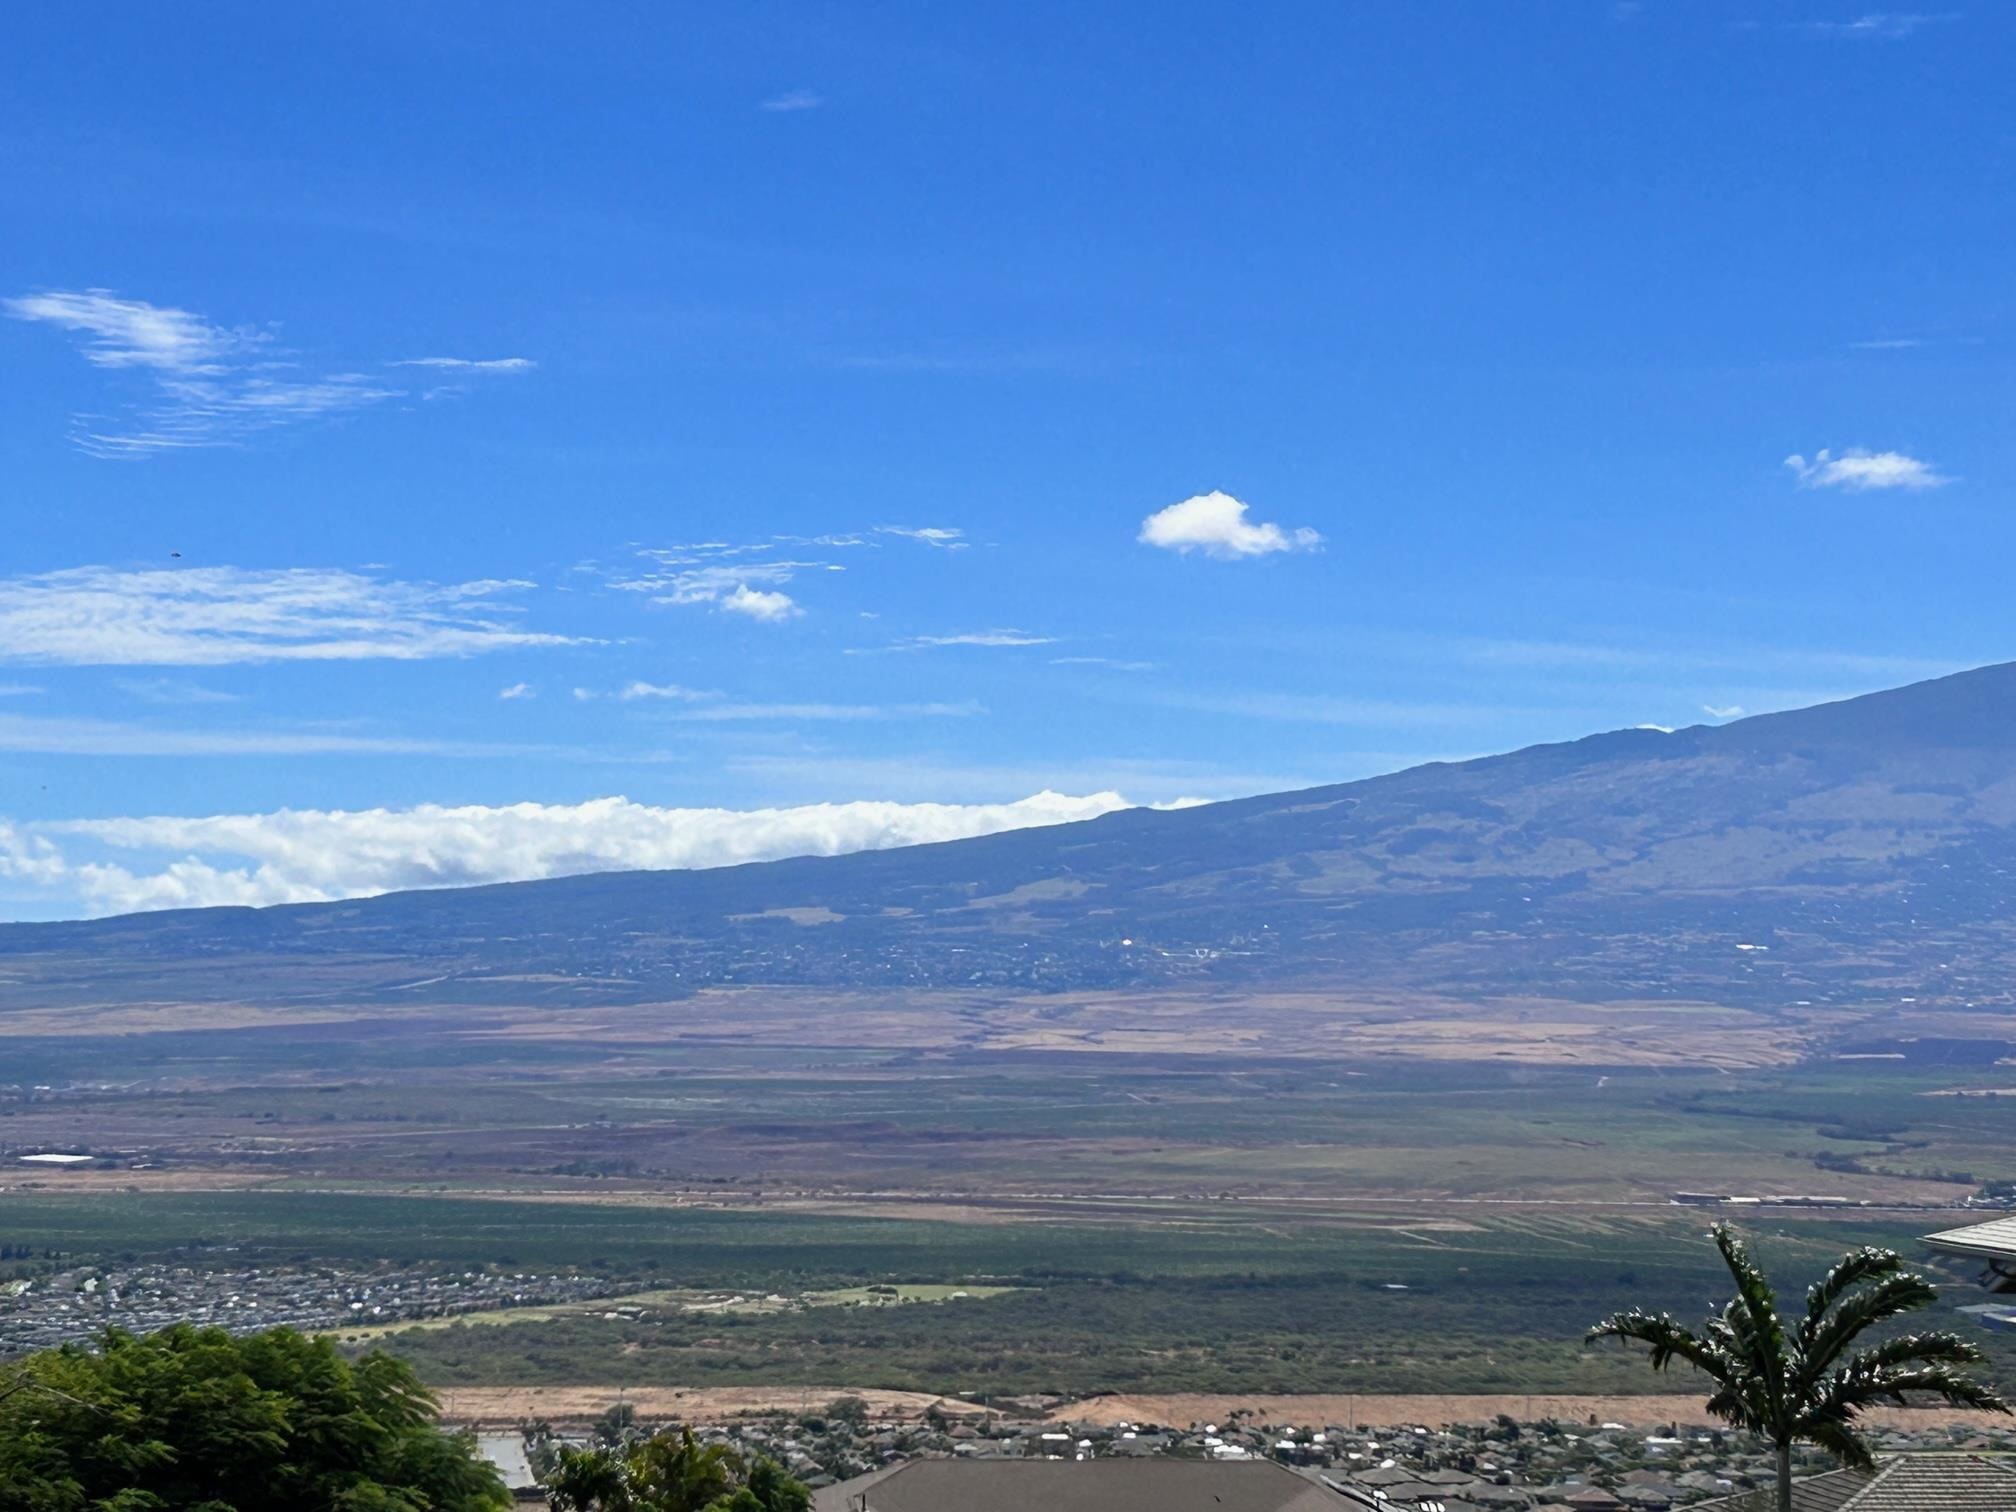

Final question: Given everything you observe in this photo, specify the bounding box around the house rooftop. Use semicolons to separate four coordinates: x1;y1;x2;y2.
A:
1689;1453;2016;1512
1923;1216;2016;1291
1924;1214;2016;1263
812;1458;1357;1512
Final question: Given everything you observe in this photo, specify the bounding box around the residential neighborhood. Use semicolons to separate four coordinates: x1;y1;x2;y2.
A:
487;1398;2016;1511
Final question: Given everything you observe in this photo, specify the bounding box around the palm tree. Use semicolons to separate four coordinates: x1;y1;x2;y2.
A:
1589;1222;2007;1512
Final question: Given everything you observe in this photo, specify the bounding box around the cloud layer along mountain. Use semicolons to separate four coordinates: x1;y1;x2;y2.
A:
0;790;1154;916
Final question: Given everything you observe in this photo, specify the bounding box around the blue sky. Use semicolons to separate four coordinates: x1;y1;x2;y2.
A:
2;2;2011;918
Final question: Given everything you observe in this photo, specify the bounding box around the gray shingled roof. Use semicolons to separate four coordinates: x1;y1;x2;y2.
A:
1839;1453;2016;1509
1923;1214;2016;1262
811;1458;1356;1512
1691;1454;2016;1512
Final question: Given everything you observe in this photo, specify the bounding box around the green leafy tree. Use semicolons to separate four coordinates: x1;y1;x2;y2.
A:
594;1402;640;1448
0;1323;509;1512
547;1428;808;1512
1589;1222;2007;1512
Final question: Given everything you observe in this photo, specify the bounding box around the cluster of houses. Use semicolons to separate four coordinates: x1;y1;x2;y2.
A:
796;1454;2016;1511
0;1261;618;1356
487;1402;2016;1511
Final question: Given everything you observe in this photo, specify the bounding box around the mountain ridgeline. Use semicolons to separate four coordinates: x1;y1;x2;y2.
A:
11;662;2016;1010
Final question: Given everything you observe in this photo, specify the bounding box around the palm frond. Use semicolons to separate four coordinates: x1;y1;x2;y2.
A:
1713;1224;1788;1370
1800;1246;1903;1336
1587;1311;1732;1381
1798;1273;1940;1379
1798;1417;1877;1472
1838;1330;1989;1376
1822;1362;2011;1415
1705;1297;1779;1433
1710;1227;1793;1438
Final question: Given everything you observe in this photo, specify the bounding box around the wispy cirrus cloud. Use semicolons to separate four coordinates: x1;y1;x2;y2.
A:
6;289;530;456
114;677;242;706
759;89;824;112
1796;12;1956;40
616;559;817;619
1784;447;1951;491
686;700;978;721
0;565;587;666
1139;491;1321;559
615;543;834;623
854;629;1058;654
618;681;716;702
594;680;979;720
612;526;969;623
0;789;1139;915
875;525;967;549
5;289;401;456
0;712;540;758
1154;689;1545;729
391;356;536;372
1052;655;1157;672
2;289;244;370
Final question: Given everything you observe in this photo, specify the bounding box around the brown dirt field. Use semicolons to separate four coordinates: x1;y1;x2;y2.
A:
0;1002;376;1037
0;980;1839;1069
1046;1392;2001;1431
433;1385;984;1426
432;1385;2000;1432
0;1170;270;1194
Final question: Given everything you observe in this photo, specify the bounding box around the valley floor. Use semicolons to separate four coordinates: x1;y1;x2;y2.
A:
5;989;2015;1401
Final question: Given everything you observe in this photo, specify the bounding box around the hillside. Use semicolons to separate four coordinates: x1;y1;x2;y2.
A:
9;662;2016;1011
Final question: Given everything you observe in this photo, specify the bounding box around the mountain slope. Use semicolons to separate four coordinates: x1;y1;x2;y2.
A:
10;662;2016;1010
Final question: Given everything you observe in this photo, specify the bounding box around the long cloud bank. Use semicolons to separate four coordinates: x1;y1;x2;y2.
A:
0;790;1162;918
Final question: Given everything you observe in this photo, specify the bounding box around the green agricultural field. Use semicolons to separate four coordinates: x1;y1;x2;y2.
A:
329;1280;1021;1342
6;1025;2014;1398
4;1188;2009;1397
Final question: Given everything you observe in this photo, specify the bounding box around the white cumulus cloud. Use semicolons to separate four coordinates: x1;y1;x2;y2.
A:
0;564;586;666
0;790;1148;916
1784;448;1950;491
722;585;801;621
1138;491;1321;558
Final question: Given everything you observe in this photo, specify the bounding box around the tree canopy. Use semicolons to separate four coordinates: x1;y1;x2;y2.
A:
0;1323;509;1512
546;1428;810;1512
